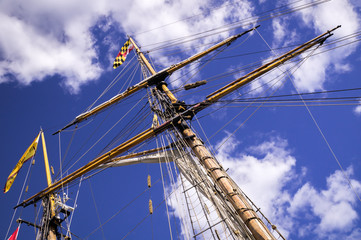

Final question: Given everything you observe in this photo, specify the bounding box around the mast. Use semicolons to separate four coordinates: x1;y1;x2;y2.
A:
127;27;339;240
40;130;57;240
130;35;276;240
54;26;259;134
17;26;340;239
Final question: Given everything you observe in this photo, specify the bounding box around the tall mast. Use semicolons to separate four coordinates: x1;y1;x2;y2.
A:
17;27;339;240
40;130;57;240
130;35;276;240
127;27;339;240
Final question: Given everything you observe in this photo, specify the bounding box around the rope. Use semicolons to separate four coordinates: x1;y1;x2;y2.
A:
85;179;160;239
164;130;195;239
221;102;361;108
4;156;35;240
256;28;361;203
291;77;361;203
213;67;289;149
58;58;143;177
119;178;183;240
66;176;83;239
133;0;252;37
168;39;240;90
199;29;324;151
86;55;138;111
88;179;106;240
139;0;329;53
98;100;151;155
156;137;174;240
164;121;240;239
170;48;224;88
54;124;78;180
63;93;148;174
161;133;186;239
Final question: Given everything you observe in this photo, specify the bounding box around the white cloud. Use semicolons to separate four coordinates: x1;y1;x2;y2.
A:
243;0;359;95
0;0;256;92
272;18;287;45
286;0;359;92
353;102;361;116
118;0;256;88
250;0;360;94
213;133;361;239
288;167;361;238
0;0;359;95
162;132;361;239
0;0;110;93
216;135;296;237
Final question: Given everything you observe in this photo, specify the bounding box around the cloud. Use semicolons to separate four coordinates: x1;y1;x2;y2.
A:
288;167;361;238
238;0;359;97
0;0;110;93
215;134;296;237
163;132;361;239
213;133;361;239
118;0;256;88
284;0;359;92
353;102;361;116
0;0;256;92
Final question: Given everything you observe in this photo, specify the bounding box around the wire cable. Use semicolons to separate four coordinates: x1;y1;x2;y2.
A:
256;27;361;203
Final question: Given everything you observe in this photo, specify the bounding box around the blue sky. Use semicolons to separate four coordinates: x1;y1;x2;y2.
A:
1;0;361;239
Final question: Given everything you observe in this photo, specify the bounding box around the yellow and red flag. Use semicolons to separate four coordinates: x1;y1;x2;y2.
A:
4;132;40;193
113;39;134;69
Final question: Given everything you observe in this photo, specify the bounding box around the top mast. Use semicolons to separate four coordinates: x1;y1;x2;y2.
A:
128;37;156;75
54;26;259;134
129;36;179;104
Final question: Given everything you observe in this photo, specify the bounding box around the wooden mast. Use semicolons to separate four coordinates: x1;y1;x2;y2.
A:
41;131;57;240
17;27;340;239
54;26;258;134
130;35;276;240
127;27;339;240
18;28;337;207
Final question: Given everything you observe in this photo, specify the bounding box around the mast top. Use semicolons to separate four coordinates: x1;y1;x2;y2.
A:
53;26;259;134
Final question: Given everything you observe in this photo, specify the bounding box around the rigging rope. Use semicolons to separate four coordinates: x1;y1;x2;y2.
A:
4;160;33;240
138;0;330;54
255;28;361;203
84;180;159;239
156;137;174;240
63;92;148;174
86;54;138;112
65;176;83;239
88;179;106;240
119;187;177;240
164;115;247;239
212;28;318;151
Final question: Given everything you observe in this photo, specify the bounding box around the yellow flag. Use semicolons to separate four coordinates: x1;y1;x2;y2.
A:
4;132;41;193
